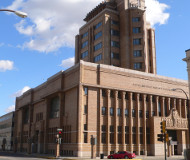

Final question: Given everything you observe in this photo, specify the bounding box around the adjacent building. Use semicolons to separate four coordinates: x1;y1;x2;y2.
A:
13;0;189;158
0;112;14;151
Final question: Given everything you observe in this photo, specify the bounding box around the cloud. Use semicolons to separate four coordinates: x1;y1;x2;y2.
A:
60;57;75;69
146;0;170;26
5;105;15;113
12;86;31;97
7;0;170;53
0;60;14;72
0;43;4;47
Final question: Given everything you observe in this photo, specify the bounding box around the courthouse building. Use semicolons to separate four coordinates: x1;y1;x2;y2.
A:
14;0;189;158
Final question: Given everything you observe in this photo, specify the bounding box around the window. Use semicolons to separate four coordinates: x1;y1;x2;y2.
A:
118;126;122;132
84;105;87;114
125;109;129;117
94;54;102;62
82;40;88;48
82;32;88;38
158;102;161;117
24;107;29;124
81;50;88;59
139;110;143;118
146;128;150;144
94;22;102;30
111;41;120;48
134;62;142;70
132;109;136;117
50;96;60;119
133;27;141;33
164;102;167;117
132;127;136;144
102;125;106;132
117;108;121;116
111;52;120;59
125;126;129;144
111;29;120;36
102;89;106;97
110;107;114;116
146;111;149;118
132;17;140;22
133;39;141;45
110;125;114;132
94;31;102;40
84;124;87;131
111;20;119;25
84;132;87;143
94;42;102;51
110;125;114;144
140;127;143;144
133;50;142;57
118;91;122;99
110;90;114;98
118;133;122;144
102;133;106;144
102;107;106;115
125;93;129;100
152;111;155;116
84;87;88;95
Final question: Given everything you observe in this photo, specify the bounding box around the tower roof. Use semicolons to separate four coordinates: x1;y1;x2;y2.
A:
84;0;117;22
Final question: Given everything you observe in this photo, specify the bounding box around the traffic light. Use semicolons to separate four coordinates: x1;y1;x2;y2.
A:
58;131;62;138
160;121;166;133
157;134;164;142
165;133;169;142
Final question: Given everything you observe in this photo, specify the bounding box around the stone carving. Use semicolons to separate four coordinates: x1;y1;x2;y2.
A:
162;108;188;130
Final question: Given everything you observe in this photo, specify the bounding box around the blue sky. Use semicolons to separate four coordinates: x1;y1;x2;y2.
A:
0;0;190;117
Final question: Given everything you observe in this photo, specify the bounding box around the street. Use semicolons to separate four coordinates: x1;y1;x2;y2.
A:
0;152;185;160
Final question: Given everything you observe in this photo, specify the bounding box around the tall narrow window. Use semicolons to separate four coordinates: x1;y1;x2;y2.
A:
125;126;129;144
110;125;114;144
84;132;87;143
132;127;136;144
158;101;161;117
110;107;114;116
125;109;129;117
102;107;106;115
132;109;136;117
164;101;167;117
84;87;88;95
140;127;143;144
117;108;121;116
50;96;60;118
84;105;87;114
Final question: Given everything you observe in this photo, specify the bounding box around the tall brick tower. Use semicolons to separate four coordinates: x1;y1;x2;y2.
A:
75;0;156;74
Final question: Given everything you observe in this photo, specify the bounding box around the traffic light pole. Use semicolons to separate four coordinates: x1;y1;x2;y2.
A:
164;134;167;160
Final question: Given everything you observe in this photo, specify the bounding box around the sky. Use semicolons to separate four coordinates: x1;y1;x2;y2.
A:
0;0;190;117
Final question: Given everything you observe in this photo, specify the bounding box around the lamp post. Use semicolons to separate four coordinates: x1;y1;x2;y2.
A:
172;88;190;159
0;9;27;18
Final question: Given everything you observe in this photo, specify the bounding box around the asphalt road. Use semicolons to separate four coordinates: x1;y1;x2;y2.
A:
0;152;185;160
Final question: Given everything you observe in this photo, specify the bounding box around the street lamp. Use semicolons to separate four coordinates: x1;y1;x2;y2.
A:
0;9;27;18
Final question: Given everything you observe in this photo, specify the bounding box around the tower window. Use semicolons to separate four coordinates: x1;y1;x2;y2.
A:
94;22;102;30
94;54;102;62
111;20;119;25
111;29;120;36
133;39;141;45
111;41;120;48
134;63;142;69
82;41;88;48
94;31;102;40
94;42;102;51
133;27;141;33
82;32;88;38
134;50;142;57
81;50;88;59
111;52;120;59
132;17;140;22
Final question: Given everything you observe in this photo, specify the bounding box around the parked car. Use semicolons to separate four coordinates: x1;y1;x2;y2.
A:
107;151;136;159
